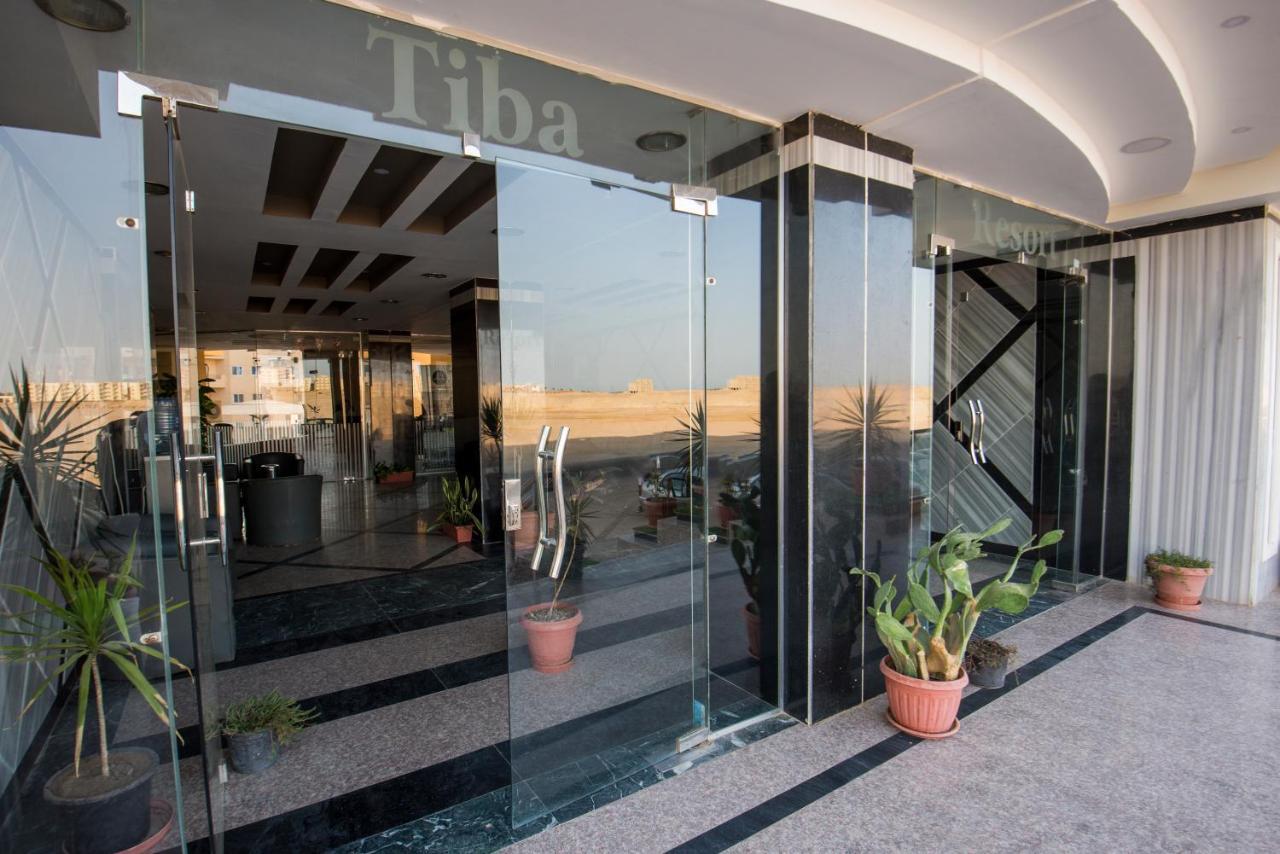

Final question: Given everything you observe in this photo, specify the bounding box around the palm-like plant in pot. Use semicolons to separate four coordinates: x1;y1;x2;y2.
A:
0;546;188;854
728;483;764;659
431;475;483;543
851;519;1062;738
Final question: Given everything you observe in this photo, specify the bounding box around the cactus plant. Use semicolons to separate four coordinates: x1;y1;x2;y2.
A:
851;519;1062;682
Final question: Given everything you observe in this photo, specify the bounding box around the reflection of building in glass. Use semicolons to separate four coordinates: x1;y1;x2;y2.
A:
627;378;654;394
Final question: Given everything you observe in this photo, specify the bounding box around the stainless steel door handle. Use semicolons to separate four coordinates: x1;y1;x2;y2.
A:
531;425;551;573
212;431;229;567
548;425;571;580
169;431;190;572
966;400;979;465
975;399;988;464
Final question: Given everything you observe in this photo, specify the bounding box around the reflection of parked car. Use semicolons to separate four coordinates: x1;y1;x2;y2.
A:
638;469;702;501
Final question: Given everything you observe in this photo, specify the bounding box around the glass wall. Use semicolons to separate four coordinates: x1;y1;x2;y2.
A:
0;4;189;849
914;175;1113;588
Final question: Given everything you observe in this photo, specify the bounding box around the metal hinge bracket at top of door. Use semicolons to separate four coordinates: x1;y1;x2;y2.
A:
671;184;717;217
184;190;196;213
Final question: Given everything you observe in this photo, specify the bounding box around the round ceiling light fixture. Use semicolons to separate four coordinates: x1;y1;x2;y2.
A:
1220;15;1250;29
1231;125;1253;134
351;316;369;322
636;130;688;153
420;272;448;279
1120;136;1172;154
34;0;130;32
371;167;391;176
379;298;400;304
144;181;169;196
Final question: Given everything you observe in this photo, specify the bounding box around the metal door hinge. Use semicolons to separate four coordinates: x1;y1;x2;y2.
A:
671;184;717;217
461;132;481;159
927;234;955;258
184;190;196;213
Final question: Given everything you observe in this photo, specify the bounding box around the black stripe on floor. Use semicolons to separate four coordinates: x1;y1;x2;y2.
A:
667;605;1279;853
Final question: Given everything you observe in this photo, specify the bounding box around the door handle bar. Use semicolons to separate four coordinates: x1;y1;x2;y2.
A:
966;400;979;465
975;399;988;465
169;432;189;572
548;425;571;581
531;425;551;574
171;430;231;569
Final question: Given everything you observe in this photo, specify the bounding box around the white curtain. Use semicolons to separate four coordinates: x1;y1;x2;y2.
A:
1125;218;1275;604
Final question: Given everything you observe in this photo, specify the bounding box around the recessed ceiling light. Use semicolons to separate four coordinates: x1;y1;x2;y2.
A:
1220;15;1250;28
144;181;169;196
34;0;130;32
636;131;688;153
372;167;391;176
379;298;400;304
351;316;369;322
420;272;448;279
1231;126;1253;134
1120;136;1172;154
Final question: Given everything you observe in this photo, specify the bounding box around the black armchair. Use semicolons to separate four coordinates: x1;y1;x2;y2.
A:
242;474;323;547
241;452;304;480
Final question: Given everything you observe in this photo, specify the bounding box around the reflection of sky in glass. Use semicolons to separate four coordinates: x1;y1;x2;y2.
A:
0;71;148;382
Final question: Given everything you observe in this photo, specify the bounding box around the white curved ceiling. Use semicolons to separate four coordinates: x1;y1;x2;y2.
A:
341;0;1280;224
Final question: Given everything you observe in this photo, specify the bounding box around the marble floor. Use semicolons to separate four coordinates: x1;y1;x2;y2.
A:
509;583;1280;853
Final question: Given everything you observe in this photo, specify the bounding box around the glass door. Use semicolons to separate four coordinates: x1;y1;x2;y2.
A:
497;160;710;826
930;249;1084;585
163;104;229;852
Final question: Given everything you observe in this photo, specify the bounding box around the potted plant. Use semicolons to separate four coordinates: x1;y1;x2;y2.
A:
519;477;596;672
717;475;746;529
373;460;414;485
852;519;1062;738
0;546;188;854
1145;549;1214;611
432;475;483;543
222;691;318;775
641;471;676;526
964;636;1016;689
728;483;763;659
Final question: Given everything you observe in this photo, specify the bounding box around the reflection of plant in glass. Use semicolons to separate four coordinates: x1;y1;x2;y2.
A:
0;545;188;777
726;483;762;609
825;381;901;458
480;396;502;445
670;400;706;479
531;472;601;620
0;367;102;556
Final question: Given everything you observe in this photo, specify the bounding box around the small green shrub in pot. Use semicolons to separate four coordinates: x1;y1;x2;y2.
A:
851;519;1062;736
222;691;318;774
431;475;484;543
1145;549;1214;611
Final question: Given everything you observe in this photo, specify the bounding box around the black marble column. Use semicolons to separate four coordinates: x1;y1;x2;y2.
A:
780;113;915;722
450;278;503;545
366;334;414;471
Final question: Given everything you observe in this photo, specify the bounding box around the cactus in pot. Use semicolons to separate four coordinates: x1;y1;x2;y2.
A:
851;519;1061;736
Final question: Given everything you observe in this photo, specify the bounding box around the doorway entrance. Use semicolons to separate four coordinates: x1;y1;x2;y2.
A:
929;245;1091;586
144;94;777;849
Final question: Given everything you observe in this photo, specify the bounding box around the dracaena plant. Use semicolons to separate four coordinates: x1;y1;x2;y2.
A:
0;545;188;777
433;475;484;531
851;519;1062;681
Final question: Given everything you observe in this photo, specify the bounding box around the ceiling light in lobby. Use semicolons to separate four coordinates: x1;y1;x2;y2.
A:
635;131;688;153
1120;137;1172;154
34;0;130;31
420;272;447;279
372;167;391;176
1220;15;1250;29
351;316;368;322
379;298;400;304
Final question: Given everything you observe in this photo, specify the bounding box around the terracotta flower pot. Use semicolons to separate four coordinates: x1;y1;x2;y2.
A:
645;497;676;527
441;522;473;544
880;656;967;738
520;603;583;673
377;471;413;485
718;504;739;528
743;603;761;660
1150;563;1213;611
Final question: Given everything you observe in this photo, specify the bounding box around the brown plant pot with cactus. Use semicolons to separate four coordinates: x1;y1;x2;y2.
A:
1146;550;1214;611
853;519;1062;738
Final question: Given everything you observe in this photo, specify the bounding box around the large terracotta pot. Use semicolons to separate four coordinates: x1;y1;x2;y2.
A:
1149;562;1213;611
743;603;761;660
645;497;676;527
880;656;966;738
520;604;583;673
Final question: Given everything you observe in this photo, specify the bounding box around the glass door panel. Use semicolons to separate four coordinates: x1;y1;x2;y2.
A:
164;108;228;851
497;159;709;826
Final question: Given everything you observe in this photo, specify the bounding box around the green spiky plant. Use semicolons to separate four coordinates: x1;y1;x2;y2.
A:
0;545;188;778
727;483;763;611
222;691;317;745
670;400;706;480
432;475;484;532
0;367;103;558
851;519;1062;681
